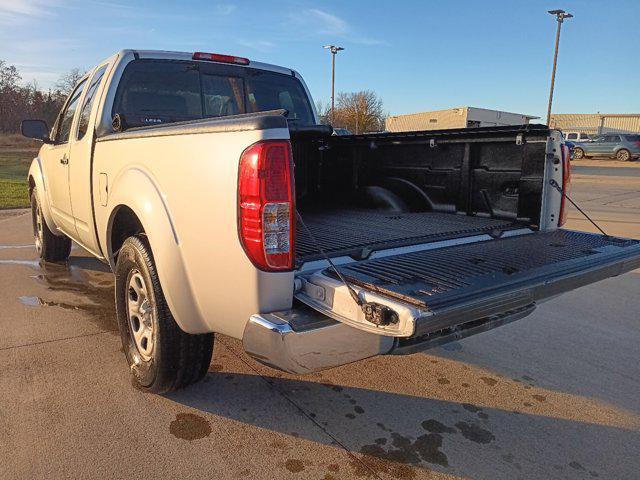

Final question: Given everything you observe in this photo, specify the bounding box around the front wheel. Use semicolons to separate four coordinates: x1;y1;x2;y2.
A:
573;147;585;159
115;235;213;393
30;187;71;262
616;149;631;161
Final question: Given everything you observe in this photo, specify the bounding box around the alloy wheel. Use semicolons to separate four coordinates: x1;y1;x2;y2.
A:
34;202;43;254
126;270;155;361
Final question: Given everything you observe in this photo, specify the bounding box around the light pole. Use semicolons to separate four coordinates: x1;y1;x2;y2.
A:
323;44;344;126
546;9;573;126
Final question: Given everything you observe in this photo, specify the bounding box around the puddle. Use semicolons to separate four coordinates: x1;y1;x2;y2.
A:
454;421;495;444
169;413;212;441
284;459;305;473
11;258;118;334
0;259;41;267
18;296;44;307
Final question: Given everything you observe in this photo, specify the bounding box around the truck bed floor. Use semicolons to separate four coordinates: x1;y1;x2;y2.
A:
296;209;516;262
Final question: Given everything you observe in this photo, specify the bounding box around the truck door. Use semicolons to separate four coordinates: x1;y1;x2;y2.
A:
43;78;87;235
67;64;109;254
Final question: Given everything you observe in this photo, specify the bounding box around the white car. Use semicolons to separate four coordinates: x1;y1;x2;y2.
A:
564;131;592;142
21;50;640;393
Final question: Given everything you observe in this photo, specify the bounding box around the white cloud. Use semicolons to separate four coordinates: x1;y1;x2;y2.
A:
214;3;236;16
288;8;386;46
238;39;275;52
0;0;64;22
308;8;349;36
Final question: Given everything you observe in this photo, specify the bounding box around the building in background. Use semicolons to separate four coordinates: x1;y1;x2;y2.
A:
549;113;640;135
385;107;538;132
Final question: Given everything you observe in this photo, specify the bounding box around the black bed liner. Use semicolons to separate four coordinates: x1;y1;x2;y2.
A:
325;230;640;336
296;209;517;262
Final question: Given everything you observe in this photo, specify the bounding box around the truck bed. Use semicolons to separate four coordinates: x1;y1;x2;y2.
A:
296;209;517;262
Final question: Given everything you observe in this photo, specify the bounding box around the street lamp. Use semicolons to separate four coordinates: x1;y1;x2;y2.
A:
546;9;573;126
323;44;344;126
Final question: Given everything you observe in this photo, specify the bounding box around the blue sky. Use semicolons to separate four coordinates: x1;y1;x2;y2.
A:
1;0;638;119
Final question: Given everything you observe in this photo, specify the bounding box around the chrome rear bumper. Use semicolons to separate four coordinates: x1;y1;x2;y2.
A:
242;311;394;374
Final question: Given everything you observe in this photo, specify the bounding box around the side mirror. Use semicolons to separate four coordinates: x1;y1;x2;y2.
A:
21;119;52;143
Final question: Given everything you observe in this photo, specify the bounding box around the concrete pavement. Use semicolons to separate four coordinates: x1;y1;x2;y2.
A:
1;170;639;479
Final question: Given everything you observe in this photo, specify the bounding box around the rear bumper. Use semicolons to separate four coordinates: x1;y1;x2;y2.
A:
242;311;394;374
242;304;539;373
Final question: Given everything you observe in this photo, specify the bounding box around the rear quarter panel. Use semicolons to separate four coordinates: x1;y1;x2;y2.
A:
92;126;294;338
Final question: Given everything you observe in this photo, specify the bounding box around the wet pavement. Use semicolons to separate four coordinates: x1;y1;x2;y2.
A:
1;172;639;479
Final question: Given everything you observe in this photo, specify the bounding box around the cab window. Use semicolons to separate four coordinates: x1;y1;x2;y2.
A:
55;79;88;144
112;59;314;128
77;65;108;140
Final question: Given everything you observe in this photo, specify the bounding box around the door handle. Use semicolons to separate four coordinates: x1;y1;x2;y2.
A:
60;155;68;165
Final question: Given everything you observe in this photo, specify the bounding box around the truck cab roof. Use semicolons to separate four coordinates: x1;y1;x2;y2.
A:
116;49;295;76
90;49;313;137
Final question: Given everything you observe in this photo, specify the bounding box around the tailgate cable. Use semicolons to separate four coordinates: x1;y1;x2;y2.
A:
296;211;400;326
549;179;609;237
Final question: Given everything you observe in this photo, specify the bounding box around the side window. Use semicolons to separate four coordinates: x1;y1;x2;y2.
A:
604;135;619;143
567;133;577;140
55;79;87;144
77;66;107;140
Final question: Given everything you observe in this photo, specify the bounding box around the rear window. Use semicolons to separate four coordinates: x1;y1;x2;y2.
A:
623;135;640;142
566;133;577;140
112;59;313;128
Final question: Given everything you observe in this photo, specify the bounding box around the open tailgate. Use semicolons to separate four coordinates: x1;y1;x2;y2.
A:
295;230;640;343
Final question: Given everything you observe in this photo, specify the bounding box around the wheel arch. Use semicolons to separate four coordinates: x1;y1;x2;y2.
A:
28;157;59;235
104;168;209;334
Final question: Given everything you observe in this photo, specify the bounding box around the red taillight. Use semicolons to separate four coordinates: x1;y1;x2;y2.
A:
558;144;572;227
193;51;250;65
238;141;295;270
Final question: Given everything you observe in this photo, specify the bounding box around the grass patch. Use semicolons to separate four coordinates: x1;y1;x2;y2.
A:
0;149;36;209
0;179;29;209
0;133;40;150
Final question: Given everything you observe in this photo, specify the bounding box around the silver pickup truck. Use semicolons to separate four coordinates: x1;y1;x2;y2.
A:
21;49;640;393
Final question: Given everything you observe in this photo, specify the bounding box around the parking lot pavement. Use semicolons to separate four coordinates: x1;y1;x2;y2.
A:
1;171;639;480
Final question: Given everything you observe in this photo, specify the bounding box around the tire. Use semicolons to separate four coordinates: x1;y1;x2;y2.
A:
616;149;631;161
30;187;71;263
573;147;585;159
115;235;213;393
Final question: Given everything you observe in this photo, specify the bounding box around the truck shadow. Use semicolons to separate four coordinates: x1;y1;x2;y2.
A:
426;270;640;417
10;246;636;478
167;365;637;479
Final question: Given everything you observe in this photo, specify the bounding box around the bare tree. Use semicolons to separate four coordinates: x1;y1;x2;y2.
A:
333;90;385;134
55;68;84;95
315;100;331;125
0;60;68;133
0;60;21;89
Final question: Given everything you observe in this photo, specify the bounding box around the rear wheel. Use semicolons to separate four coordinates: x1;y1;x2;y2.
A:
30;187;71;263
573;147;585;159
616;149;631;161
115;235;213;393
